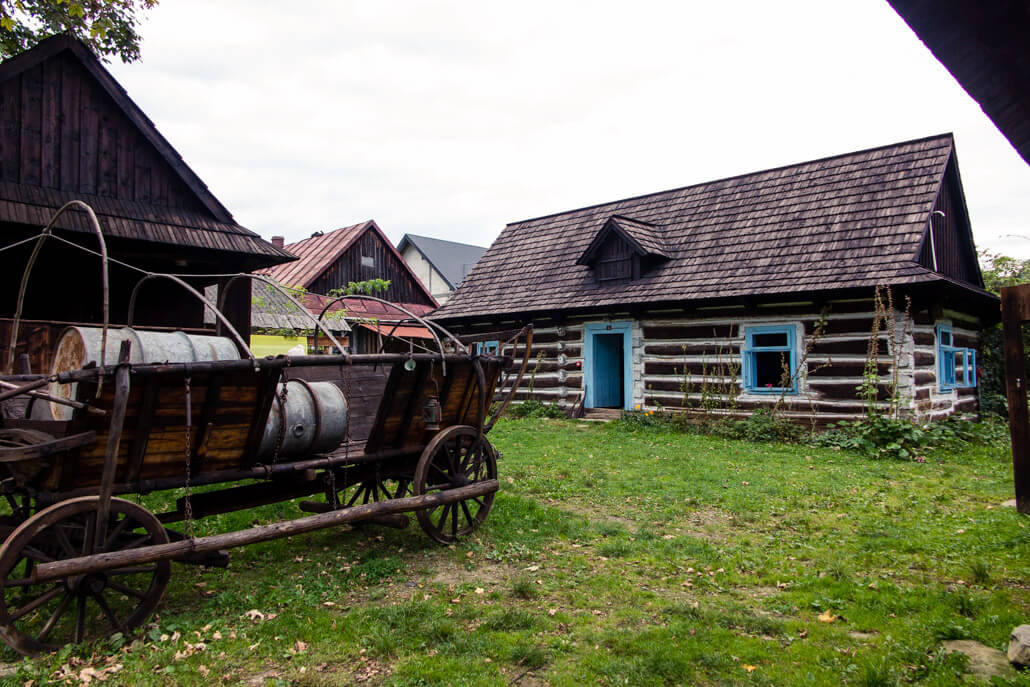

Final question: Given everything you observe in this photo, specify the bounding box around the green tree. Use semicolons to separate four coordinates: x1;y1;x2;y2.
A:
977;250;1030;416
979;249;1030;294
0;0;158;63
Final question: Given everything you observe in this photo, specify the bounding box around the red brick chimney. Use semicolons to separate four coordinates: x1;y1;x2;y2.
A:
271;236;285;249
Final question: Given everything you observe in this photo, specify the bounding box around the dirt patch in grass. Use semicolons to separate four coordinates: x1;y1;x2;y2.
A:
428;560;519;589
549;500;637;531
245;668;282;686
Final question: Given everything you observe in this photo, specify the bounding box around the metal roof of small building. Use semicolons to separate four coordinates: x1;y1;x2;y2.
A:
397;234;488;290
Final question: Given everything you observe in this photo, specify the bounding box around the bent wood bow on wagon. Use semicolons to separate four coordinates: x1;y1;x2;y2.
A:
0;313;532;655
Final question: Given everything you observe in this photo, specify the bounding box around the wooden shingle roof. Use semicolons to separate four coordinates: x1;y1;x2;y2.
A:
435;134;988;321
889;1;1030;167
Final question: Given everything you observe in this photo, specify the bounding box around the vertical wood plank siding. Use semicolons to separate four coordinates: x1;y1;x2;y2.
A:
0;52;206;214
918;164;980;285
308;230;436;306
447;297;981;424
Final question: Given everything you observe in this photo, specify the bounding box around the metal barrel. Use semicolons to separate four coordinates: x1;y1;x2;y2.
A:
258;380;348;458
45;327;241;420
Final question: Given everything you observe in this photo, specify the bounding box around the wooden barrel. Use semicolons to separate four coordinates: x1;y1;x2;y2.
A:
257;380;348;458
47;327;240;420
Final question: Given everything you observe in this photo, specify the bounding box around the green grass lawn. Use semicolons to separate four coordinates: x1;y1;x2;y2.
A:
5;418;1030;686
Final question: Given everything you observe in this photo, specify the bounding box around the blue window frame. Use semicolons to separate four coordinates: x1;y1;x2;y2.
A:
474;340;499;355
936;324;976;391
742;325;798;394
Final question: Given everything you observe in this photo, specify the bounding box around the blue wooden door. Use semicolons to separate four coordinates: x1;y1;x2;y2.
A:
593;333;624;408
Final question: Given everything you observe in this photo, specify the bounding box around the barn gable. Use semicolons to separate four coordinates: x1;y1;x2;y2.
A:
0;34;289;263
914;154;984;287
265;221;438;308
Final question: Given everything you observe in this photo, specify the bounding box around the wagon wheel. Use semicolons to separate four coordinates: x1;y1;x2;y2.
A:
327;475;413;510
0;428;59;487
413;425;497;544
0;496;170;656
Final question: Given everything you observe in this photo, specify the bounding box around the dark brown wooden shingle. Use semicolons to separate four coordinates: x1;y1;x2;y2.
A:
436;134;991;321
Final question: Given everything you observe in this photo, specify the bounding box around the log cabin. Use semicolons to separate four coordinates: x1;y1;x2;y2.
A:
0;35;294;371
432;134;999;423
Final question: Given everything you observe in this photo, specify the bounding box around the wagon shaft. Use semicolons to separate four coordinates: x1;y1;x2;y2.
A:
28;479;498;584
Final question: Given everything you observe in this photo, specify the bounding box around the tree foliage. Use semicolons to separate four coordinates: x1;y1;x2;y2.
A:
0;0;158;63
976;250;1030;416
979;249;1030;295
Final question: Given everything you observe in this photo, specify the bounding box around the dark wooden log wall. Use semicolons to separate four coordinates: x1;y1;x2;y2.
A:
309;231;436;306
0;52;206;212
445;295;983;424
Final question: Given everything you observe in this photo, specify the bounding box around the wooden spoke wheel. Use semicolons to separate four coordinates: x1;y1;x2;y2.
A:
327;475;413;510
414;425;497;544
0;496;170;656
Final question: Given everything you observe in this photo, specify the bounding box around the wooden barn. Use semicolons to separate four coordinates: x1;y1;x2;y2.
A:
263;221;438;353
432;134;999;423
0;35;293;371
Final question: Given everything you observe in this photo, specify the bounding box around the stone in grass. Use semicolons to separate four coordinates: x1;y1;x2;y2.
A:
1009;625;1030;667
1002;499;1017;508
942;640;1017;680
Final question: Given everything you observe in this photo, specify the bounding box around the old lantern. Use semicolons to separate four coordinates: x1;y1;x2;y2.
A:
422;396;442;430
423;375;442;431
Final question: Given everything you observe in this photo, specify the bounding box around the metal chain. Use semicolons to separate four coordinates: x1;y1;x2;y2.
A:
183;375;195;539
272;362;290;465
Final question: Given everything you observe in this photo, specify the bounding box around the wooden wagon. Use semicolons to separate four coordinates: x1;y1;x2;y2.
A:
0;324;532;655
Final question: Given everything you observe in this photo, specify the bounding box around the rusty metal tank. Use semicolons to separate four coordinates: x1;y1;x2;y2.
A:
45;327;241;421
257;380;348;458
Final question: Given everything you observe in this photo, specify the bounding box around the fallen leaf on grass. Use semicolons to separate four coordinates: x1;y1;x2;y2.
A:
818;611;837;623
743;664;757;673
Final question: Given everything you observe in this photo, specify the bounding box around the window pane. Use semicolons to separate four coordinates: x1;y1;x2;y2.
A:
939;330;952;346
753;332;788;347
754;351;788;388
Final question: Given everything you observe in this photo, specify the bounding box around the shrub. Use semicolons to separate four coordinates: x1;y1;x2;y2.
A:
614;408;805;443
505;399;566;419
814;415;1008;461
711;408;805;443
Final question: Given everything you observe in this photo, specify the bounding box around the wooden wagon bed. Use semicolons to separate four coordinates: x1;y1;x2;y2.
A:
0;326;532;656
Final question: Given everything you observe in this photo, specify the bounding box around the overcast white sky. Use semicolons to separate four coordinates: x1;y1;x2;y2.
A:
107;0;1030;258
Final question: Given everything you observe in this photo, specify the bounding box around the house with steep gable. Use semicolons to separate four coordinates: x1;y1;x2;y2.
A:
432;134;998;423
262;221;438;352
0;35;293;371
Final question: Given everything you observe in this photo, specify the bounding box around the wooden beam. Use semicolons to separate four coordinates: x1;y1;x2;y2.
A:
125;376;160;485
31;479;499;582
94;340;132;550
1001;286;1030;514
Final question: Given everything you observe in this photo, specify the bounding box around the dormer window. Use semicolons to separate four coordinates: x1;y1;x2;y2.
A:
577;215;669;284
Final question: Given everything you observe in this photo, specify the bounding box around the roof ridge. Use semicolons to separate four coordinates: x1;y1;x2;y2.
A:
505;133;954;227
403;233;489;249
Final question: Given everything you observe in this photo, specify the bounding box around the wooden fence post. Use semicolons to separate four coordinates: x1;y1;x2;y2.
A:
1001;285;1030;514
